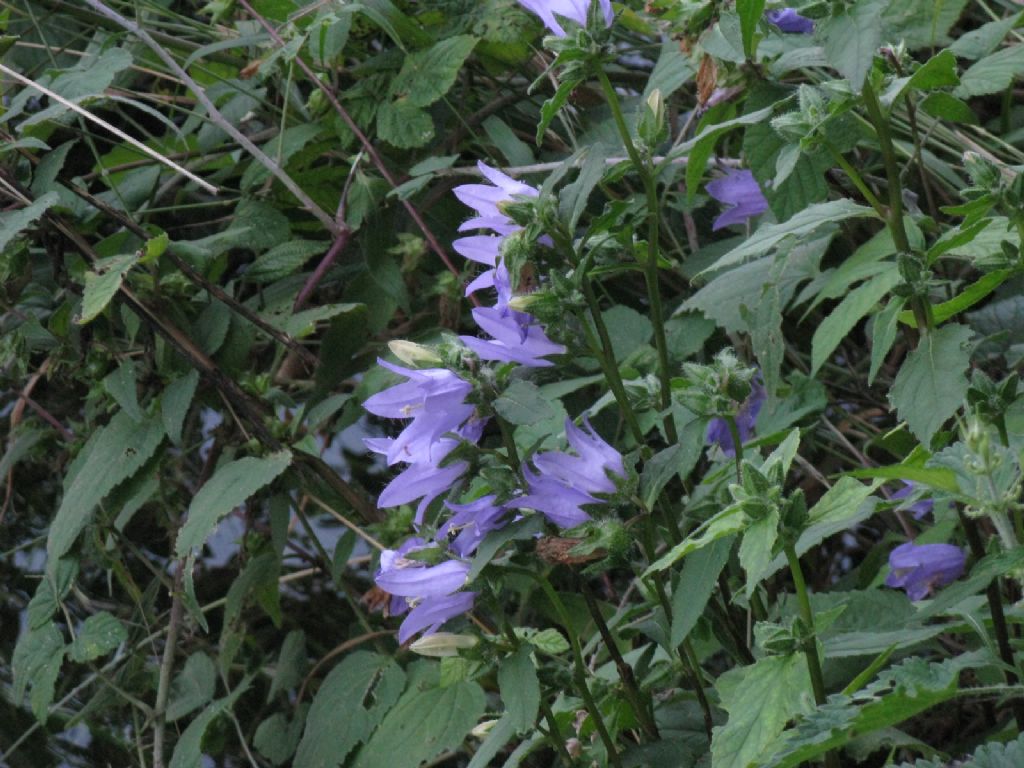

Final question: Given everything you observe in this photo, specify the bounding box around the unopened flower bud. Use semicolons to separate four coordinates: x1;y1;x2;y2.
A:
388;340;442;367
471;720;499;738
408;632;479;657
507;294;539;312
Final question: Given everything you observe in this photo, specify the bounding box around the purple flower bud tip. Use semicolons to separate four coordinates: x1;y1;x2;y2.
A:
706;169;769;231
885;542;966;601
706;377;767;457
516;0;614;37
891;481;934;519
765;8;814;34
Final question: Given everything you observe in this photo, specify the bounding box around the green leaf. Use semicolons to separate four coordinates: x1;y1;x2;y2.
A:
670;535;733;647
645;507;747;575
498;646;540;733
269;630;307;700
354;679;486;768
957;44;1024;97
69;612;127;662
881;0;968;50
494;380;555;426
175;451;292;557
247;240;325;283
103;360;142;422
167;653;217;722
162;370;200;446
467;714;516;768
888;324;974;445
390;35;477;107
643;38;695;101
811;267;900;374
711;653;812;768
255;711;306;766
919;92;977;124
697;199;877;276
168;677;252;768
898;269;1012;328
294;651;406;768
376;98;434;149
602;304;653;362
738;507;779;598
759;657;961;768
848;463;958;494
737;0;766;60
869;298;905;385
820;0;886;91
641;445;683;511
950;14;1022;60
0;192;57;252
12;621;65;723
78;253;139;325
48;411;165;562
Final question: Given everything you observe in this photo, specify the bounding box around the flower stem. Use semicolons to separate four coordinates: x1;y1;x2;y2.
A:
579;579;660;740
596;69;677;444
784;542;840;768
495;413;522;472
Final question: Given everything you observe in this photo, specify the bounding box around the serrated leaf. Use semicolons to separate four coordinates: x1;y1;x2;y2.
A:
247;240;325;283
881;0;968;50
499;646;540;733
957;44;1024;97
162;370;199;446
78;253;139;325
869;298;904;385
812;267;900;375
0;192;58;252
294;651;406;768
12;621;65;723
711;653;812;768
888;324;973;445
376;98;434;149
255;711;306;766
821;0;886;90
168;677;252;768
670;535;733;647
69;612;127;662
48;411;165;562
390;35;477;107
353;679;486;768
167;653;217;722
103;360;142;422
493;380;554;426
697;199;877;276
175;451;292;557
738;507;779;598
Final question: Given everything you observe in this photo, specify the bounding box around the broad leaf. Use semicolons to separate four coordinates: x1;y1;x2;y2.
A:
499;646;540;733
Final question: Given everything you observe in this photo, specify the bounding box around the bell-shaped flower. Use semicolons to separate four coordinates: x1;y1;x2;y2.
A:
891;481;934;520
765;8;814;34
398;592;477;644
516;0;614;37
509;419;625;528
440;495;511;557
706;169;769;231
885;542;966;601
706;377;767;457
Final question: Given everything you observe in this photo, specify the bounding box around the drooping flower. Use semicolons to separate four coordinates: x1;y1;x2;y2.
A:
375;538;476;643
460;262;566;367
509;418;625;528
885;542;966;601
706;169;769;231
440;495;511;557
765;8;814;34
706;377;767;458
891;481;934;520
516;0;614;37
453;163;539;296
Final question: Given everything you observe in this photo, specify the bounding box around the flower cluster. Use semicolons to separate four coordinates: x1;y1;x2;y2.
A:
365;162;622;643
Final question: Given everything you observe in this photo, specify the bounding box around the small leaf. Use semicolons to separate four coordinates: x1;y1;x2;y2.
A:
103;360;142;422
162;370;200;446
167;653;217;722
736;0;766;60
69;612;127;662
78;253;139;325
175;451;292;557
498;646;540;734
494;380;555;426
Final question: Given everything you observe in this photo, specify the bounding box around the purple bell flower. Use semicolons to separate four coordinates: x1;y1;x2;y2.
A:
453;163;539;296
891;481;934;520
509;418;625;528
706;377;767;458
375;539;476;643
460;263;566;367
885;542;966;601
765;8;814;34
440;495;511;557
516;0;614;37
706;169;769;231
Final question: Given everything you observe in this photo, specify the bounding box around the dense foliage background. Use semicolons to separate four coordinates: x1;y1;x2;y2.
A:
4;0;1024;766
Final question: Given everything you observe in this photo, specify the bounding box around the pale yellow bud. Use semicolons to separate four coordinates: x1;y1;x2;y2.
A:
408;632;479;657
388;340;442;367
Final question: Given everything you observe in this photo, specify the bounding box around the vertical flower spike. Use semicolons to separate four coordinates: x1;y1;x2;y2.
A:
452;163;539;296
516;0;614;37
885;542;966;601
705;169;770;231
765;8;815;34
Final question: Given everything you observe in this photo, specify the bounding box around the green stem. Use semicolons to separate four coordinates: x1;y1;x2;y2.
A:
578;283;645;444
596;69;677;444
495;413;521;472
724;415;744;485
822;141;886;218
784;543;840;768
579;579;660;740
511;567;623;768
540;699;576;767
